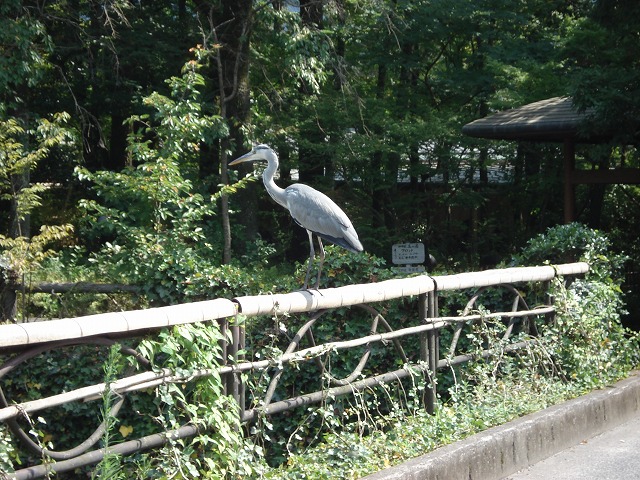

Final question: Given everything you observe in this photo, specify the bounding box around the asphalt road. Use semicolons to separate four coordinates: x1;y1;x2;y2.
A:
504;413;640;480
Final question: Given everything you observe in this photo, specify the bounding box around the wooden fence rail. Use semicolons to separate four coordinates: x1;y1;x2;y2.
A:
0;262;589;479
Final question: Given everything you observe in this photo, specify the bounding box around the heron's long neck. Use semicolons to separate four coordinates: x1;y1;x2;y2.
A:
262;154;288;209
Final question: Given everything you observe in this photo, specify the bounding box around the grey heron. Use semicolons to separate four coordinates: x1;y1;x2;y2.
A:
230;144;363;289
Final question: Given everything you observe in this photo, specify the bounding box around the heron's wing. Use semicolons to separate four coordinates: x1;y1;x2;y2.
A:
285;184;363;252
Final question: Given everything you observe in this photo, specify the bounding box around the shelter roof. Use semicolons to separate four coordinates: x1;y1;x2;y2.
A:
462;97;602;142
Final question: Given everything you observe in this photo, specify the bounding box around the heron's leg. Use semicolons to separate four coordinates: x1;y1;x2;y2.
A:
303;230;315;289
314;237;326;289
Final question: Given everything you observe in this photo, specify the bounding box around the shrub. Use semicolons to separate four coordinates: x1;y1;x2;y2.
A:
511;222;627;283
255;225;640;478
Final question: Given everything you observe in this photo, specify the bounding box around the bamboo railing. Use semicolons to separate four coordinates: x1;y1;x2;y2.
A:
0;262;589;479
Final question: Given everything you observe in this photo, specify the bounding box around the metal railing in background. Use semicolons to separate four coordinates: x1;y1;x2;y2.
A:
0;262;588;479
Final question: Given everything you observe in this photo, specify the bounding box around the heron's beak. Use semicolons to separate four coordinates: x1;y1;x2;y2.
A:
229;151;257;166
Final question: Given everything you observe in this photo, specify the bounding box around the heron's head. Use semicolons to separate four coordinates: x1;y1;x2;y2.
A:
229;144;275;166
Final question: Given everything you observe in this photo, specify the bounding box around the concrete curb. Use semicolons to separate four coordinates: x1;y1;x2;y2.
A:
363;372;640;480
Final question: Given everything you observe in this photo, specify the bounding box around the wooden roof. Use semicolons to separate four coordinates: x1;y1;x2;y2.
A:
462;97;640;225
462;97;601;142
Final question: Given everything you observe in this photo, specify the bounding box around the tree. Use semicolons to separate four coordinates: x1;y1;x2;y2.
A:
29;0;195;171
190;0;255;263
0;1;78;320
76;57;233;303
564;0;640;145
5;0;637;308
0;114;74;320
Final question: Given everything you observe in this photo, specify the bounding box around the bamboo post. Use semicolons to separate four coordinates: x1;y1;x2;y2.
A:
419;291;439;414
226;314;247;420
218;318;229;395
228;322;240;405
426;290;439;414
238;323;246;417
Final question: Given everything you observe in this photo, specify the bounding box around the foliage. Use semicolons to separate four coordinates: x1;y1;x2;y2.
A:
92;344;126;480
0;225;73;280
0;343;124;472
0;115;68;225
0;423;18;474
0;113;75;289
1;0;639;476
132;322;262;478
309;246;391;289
1;0;638;317
0;324;264;478
246;0;588;262
511;222;628;283
544;276;636;389
76;57;231;303
255;227;639;478
17;251;145;319
563;0;640;144
263;376;573;479
1;224;637;478
0;0;53;111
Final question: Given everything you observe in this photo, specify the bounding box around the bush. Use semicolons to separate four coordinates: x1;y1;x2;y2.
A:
255;225;639;478
2;225;637;478
511;222;627;283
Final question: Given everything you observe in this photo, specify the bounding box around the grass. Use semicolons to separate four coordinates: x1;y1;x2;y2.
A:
260;372;613;479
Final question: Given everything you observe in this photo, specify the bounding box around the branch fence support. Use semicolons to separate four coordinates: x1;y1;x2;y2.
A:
228;322;243;409
419;290;439;414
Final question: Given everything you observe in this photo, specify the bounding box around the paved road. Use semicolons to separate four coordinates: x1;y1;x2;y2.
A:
504;413;640;480
365;373;640;480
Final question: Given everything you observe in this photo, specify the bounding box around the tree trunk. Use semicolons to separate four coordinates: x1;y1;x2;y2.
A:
370;63;387;233
107;111;127;171
195;0;255;263
9;169;30;239
0;269;18;322
298;0;331;188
